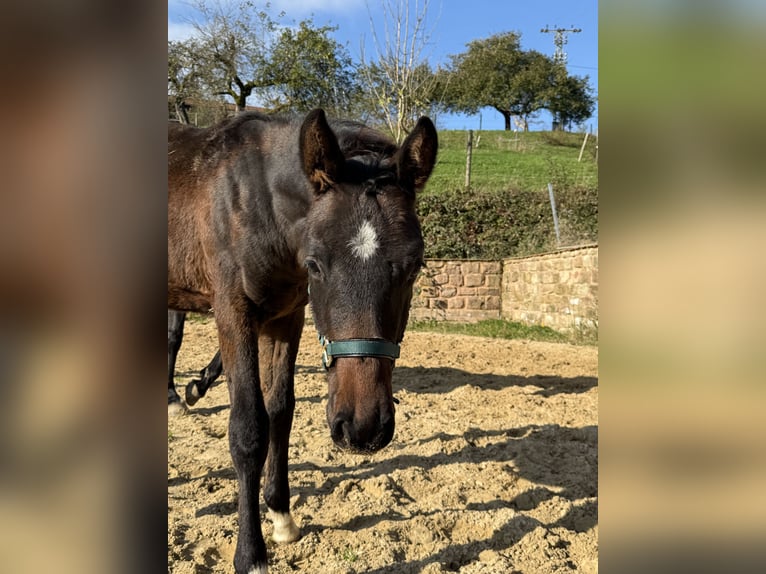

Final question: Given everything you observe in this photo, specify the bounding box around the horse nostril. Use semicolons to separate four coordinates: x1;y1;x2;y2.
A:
380;413;394;430
331;416;353;446
341;421;352;444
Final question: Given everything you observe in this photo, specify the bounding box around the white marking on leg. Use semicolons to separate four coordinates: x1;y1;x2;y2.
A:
247;565;268;574
268;509;301;543
348;220;379;261
168;401;187;416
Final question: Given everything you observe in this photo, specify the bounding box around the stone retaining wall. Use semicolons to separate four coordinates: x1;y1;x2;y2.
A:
501;245;598;332
410;244;598;332
410;260;503;322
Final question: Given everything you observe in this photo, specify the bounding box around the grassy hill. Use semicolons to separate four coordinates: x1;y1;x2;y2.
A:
424;129;598;195
414;129;598;259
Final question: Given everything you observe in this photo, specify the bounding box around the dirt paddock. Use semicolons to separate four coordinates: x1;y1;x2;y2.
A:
168;319;598;573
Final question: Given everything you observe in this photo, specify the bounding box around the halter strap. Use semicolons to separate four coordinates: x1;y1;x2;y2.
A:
318;334;400;370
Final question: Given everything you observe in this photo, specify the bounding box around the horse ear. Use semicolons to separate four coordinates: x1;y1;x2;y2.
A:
300;109;344;193
396;117;438;192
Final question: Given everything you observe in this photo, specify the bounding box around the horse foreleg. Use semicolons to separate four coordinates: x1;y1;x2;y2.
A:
216;293;270;574
185;349;223;406
168;310;187;415
260;311;304;544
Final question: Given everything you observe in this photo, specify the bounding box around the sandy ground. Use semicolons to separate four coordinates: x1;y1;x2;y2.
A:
168;319;598;573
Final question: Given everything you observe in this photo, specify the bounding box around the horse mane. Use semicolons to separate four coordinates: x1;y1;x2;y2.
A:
190;112;398;181
330;120;398;160
329;121;399;188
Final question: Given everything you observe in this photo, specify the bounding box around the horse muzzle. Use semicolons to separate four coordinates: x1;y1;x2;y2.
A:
325;356;396;453
329;408;395;453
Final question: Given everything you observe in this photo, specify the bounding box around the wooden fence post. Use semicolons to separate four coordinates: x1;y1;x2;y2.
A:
578;132;589;162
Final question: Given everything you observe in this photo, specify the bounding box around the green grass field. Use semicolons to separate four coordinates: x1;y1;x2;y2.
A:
408;318;597;346
424;129;598;194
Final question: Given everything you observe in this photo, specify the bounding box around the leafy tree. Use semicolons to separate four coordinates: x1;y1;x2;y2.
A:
441;32;593;132
261;21;360;115
509;50;559;131
441;32;549;131
546;71;596;131
187;0;280;111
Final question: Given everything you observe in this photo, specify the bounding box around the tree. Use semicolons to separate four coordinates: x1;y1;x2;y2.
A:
441;32;555;131
358;60;439;132
359;0;440;142
508;51;559;131
261;21;360;115
168;39;203;123
546;72;595;131
188;0;279;112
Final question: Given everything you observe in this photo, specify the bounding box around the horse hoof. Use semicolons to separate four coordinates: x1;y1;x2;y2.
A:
185;381;202;406
268;510;301;544
168;400;187;416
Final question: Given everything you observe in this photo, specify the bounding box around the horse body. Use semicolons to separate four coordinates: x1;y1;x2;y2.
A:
168;109;437;573
168;114;308;317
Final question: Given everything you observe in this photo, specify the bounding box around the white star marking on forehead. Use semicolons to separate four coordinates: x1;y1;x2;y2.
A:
348;220;379;261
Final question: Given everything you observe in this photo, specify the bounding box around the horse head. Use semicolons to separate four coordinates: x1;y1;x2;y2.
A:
300;109;437;453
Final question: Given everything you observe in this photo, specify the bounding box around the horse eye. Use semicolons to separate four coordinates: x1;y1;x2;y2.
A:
305;257;322;278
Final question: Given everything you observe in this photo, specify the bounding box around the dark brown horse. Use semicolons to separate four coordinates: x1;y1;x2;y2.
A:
168;109;437;574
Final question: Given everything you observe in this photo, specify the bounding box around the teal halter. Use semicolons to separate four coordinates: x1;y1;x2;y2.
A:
308;285;400;369
308;285;401;369
317;334;400;370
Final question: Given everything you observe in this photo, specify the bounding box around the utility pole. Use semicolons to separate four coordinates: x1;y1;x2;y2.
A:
540;25;582;65
541;25;582;129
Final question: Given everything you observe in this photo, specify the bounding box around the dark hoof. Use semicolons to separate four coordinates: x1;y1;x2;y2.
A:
185;380;202;406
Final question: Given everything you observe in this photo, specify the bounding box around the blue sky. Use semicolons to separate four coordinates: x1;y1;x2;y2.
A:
168;0;598;131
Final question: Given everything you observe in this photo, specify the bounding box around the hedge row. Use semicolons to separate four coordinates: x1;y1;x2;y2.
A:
417;186;598;259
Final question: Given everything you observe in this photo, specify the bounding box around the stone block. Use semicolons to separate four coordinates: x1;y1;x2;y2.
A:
464;274;484;287
439;286;457;298
466;298;485;310
482;261;502;274
432;273;449;285
486;275;502;288
418;286;437;297
486;296;501;309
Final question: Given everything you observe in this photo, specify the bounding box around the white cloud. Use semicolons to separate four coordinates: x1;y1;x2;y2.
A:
168;21;198;42
168;0;367;43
